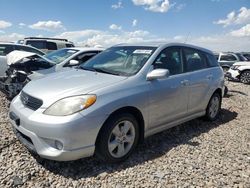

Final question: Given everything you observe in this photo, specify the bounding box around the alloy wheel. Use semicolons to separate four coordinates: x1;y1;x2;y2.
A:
108;120;136;158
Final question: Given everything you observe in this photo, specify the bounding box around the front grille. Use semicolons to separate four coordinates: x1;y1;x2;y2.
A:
20;91;43;111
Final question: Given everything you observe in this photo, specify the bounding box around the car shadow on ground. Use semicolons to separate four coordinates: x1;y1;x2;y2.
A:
33;108;237;180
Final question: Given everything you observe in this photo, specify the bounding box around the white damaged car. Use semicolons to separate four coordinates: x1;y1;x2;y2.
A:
0;47;103;98
226;61;250;84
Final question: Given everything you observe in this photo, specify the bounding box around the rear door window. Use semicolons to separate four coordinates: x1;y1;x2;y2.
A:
206;54;219;67
47;42;57;50
183;48;208;72
26;41;46;50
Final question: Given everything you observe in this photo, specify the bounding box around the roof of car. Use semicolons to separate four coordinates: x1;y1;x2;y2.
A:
114;42;213;54
0;42;45;53
65;47;105;52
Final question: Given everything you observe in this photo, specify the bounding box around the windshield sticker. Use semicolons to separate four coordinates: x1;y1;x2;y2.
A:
67;50;77;53
133;49;152;54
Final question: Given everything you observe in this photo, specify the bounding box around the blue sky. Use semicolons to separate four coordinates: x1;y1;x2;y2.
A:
0;0;249;51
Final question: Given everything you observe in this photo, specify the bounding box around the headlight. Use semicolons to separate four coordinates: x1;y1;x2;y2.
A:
231;65;240;70
44;95;96;116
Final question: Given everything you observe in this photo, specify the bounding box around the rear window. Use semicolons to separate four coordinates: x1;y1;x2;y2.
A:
0;45;14;56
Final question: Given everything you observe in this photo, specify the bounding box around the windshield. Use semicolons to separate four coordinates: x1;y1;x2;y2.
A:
80;46;156;76
44;48;79;64
236;53;248;61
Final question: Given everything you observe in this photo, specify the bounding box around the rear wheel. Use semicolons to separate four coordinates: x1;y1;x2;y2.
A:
240;70;250;84
205;93;221;121
96;113;139;163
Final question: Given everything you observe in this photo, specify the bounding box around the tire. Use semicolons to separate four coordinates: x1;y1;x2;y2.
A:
205;93;221;121
222;66;229;73
95;113;140;163
240;70;250;84
224;86;228;97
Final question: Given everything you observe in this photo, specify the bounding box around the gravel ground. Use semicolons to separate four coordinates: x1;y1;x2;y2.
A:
0;81;249;188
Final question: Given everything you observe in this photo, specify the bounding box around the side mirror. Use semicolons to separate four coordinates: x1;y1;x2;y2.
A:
69;60;80;66
146;69;170;81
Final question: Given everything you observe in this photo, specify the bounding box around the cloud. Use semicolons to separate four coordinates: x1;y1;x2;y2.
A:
55;29;102;41
29;20;65;31
231;24;250;37
18;23;26;28
175;3;186;12
0;30;5;34
132;0;171;13
109;24;122;30
0;20;12;29
76;29;162;47
132;19;138;27
214;7;250;27
111;1;123;9
0;33;25;42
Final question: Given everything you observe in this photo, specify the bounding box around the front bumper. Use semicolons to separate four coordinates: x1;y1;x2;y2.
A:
225;69;240;81
9;95;107;161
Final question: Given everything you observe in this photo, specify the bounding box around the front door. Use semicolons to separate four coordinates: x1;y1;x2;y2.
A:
148;47;190;129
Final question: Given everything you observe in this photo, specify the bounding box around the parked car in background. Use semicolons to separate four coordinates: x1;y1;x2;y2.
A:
240;52;250;61
0;42;45;76
0;47;103;98
17;37;75;53
9;43;224;163
214;52;248;72
226;61;250;84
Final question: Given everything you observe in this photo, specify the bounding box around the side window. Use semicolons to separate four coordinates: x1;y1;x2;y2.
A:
66;43;74;48
47;42;57;50
153;47;183;75
206;54;219;67
74;52;98;65
220;54;237;61
183;48;207;72
26;41;46;50
0;45;14;56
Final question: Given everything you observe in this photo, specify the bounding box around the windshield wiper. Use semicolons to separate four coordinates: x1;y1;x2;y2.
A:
77;66;125;76
77;66;96;72
93;68;121;75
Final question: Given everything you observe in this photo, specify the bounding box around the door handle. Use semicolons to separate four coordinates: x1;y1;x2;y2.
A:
181;80;189;86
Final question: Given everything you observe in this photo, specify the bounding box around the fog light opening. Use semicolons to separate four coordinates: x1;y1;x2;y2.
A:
55;140;63;150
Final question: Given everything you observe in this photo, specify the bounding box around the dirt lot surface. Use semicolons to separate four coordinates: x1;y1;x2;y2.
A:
0;82;249;188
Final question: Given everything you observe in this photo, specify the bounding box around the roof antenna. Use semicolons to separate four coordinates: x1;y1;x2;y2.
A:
184;32;190;44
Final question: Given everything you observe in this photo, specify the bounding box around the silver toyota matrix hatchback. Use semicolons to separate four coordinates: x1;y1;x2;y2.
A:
9;43;224;163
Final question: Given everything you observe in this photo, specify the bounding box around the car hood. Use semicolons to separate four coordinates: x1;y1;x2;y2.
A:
233;61;250;66
6;50;53;65
28;67;71;80
23;69;127;107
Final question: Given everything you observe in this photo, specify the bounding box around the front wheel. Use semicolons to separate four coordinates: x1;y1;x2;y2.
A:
95;113;139;163
240;70;250;84
222;66;229;73
205;93;221;121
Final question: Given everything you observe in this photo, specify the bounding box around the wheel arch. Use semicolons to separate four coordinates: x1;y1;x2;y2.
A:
95;106;145;146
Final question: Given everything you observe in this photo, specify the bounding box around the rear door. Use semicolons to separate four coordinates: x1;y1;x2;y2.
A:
183;47;213;114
